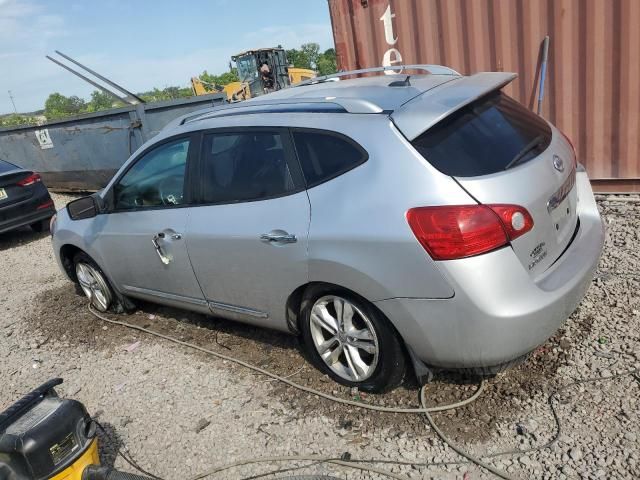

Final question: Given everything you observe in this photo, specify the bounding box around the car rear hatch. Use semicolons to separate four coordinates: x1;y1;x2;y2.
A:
392;74;578;276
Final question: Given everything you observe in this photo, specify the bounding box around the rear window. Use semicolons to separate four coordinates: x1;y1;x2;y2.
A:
0;159;18;174
292;130;367;187
411;92;552;177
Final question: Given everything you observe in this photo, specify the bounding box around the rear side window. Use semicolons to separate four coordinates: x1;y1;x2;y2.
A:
411;92;552;177
200;131;295;204
292;130;367;187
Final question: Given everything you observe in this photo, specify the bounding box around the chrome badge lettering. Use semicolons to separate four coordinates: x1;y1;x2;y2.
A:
528;242;547;270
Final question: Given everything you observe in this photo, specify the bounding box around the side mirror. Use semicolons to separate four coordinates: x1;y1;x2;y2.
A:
67;196;98;220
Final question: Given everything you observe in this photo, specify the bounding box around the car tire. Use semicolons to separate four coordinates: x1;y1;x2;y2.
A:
31;218;51;233
300;285;406;393
72;252;114;313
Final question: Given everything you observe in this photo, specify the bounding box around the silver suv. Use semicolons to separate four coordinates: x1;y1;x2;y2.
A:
51;66;604;392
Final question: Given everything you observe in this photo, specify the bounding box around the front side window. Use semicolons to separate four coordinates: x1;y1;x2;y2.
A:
236;55;258;83
200;131;295;204
113;138;189;210
292;130;367;187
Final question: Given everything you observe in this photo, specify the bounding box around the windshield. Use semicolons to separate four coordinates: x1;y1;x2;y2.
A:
236;55;258;83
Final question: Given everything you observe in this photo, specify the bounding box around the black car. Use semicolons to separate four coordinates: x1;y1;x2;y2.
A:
0;159;56;234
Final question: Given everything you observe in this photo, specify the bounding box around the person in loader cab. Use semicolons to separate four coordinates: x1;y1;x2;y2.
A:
259;62;275;91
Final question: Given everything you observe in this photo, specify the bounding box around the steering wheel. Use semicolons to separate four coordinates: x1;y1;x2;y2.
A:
158;175;184;206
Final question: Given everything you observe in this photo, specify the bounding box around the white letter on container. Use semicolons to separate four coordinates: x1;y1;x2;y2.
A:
380;5;398;45
382;48;403;74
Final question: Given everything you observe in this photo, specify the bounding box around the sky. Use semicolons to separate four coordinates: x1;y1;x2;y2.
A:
0;0;334;114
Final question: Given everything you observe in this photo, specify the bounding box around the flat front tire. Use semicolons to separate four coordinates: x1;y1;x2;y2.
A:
300;286;406;393
73;252;113;312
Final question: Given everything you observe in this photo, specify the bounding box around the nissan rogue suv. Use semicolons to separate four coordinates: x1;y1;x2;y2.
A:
51;65;604;392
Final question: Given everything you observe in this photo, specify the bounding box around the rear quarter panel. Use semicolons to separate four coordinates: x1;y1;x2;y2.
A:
303;116;475;301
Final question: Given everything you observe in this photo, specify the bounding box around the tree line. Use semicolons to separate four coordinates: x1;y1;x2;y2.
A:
1;44;337;128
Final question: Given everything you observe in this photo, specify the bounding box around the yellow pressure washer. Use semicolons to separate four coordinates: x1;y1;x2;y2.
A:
0;379;152;480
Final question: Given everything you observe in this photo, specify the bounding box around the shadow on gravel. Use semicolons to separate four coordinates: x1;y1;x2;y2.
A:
94;421;121;469
24;284;593;444
0;227;49;252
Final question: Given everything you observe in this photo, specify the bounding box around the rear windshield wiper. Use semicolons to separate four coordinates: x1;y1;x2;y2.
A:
504;135;545;170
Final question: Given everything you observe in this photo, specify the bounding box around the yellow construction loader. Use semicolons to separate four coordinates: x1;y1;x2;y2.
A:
191;77;249;102
192;47;316;102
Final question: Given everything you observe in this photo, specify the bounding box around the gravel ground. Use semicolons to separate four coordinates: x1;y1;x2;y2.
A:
1;192;638;480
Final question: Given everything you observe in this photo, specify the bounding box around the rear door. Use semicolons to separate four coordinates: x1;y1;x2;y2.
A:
185;128;310;328
409;91;577;275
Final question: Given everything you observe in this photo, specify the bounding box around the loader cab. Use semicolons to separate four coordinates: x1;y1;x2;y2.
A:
232;48;291;98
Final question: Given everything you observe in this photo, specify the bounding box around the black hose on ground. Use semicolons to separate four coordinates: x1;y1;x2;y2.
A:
83;465;155;480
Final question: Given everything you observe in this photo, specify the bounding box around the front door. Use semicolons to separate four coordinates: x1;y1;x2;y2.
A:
185;129;310;329
95;135;206;310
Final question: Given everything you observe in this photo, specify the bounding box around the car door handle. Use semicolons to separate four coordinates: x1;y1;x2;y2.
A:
152;233;171;265
260;232;297;244
156;231;182;240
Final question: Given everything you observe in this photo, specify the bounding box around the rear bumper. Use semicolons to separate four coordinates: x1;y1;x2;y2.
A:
375;171;604;368
0;184;54;234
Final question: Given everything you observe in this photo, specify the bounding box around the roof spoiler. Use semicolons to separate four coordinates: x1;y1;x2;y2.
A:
391;72;518;140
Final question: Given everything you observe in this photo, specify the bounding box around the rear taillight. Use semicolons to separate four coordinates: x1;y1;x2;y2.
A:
488;204;534;241
406;204;534;261
17;173;42;186
37;199;54;210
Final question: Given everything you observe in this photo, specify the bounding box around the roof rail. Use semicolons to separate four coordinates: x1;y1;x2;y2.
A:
294;64;461;87
182;97;384;124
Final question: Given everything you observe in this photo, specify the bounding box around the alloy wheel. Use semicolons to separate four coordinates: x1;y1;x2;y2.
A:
75;262;112;312
309;295;379;382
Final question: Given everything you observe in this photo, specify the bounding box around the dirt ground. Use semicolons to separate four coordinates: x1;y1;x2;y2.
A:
1;192;639;479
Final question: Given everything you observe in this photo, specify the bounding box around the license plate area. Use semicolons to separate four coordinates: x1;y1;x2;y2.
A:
547;167;577;239
0;188;7;201
550;194;574;233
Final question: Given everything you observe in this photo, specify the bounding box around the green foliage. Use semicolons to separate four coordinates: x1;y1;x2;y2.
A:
0;114;39;128
44;93;87;120
85;90;123;112
287;43;337;75
138;86;193;102
301;43;321;68
316;48;337;76
39;86;191;121
286;45;313;70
